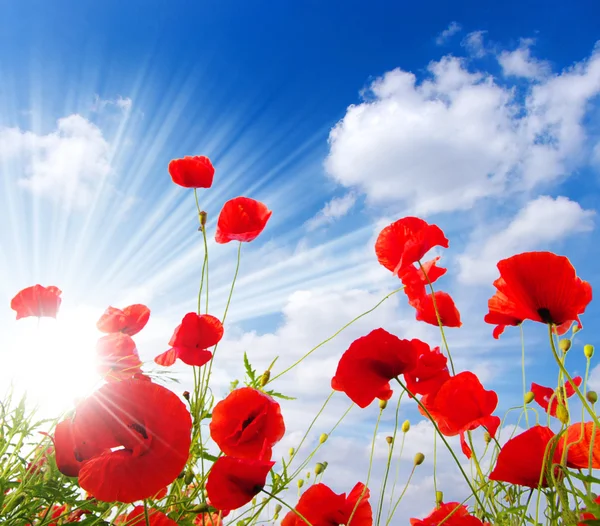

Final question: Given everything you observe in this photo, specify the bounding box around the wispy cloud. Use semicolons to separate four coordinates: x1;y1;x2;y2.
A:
305;192;357;231
436;21;462;45
462;30;488;57
498;38;551;79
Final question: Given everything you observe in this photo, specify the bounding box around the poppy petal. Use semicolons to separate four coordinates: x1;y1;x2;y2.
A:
215;197;272;244
169;156;215;189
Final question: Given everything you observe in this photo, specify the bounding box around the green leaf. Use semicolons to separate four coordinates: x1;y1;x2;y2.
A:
266;390;296;401
243;352;256;383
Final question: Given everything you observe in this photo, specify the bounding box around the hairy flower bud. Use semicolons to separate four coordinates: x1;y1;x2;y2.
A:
274;504;282;514
297;479;304;489
587;391;598;404
182;391;190;401
319;433;328;444
379;399;388;410
386;436;394;445
190;503;210;513
259;370;270;387
199;211;208;227
524;391;535;404
483;431;491;444
184;470;194;485
402;420;410;433
414;452;425;466
315;462;326;475
289;447;295;457
559;339;571;353
556;404;569;425
585;344;595;359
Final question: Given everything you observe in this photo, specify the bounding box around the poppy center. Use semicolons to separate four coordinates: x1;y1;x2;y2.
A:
129;422;149;439
537;307;553;324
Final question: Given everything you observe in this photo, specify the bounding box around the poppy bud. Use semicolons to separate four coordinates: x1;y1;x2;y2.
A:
260;370;270;387
191;504;210;513
524;391;535;404
230;380;239;390
379;399;388;410
199;211;208;227
274;504;282;514
182;391;190;401
322;461;328;469
184;470;194;485
289;447;295;457
573;324;581;334
177;470;185;479
556;404;569;425
559;339;571;353
402;420;410;433
436;491;443;505
274;514;280;521
587;391;598;404
585;345;595;359
483;431;491;444
386;436;393;445
315;462;326;475
297;479;304;489
319;433;328;444
414;452;425;466
306;471;311;478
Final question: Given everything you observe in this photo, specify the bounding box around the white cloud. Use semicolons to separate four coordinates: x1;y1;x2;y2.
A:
324;43;600;215
462;30;487;58
305;192;357;231
0;115;112;209
91;94;133;114
498;39;550;80
457;196;595;285
436;22;462;45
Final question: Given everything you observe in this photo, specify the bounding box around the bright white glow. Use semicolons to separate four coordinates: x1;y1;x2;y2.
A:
1;306;103;416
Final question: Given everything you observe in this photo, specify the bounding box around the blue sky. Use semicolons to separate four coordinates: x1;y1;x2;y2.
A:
1;0;600;521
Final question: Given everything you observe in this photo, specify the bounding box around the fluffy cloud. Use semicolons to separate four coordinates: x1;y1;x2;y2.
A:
305;192;357;231
498;39;551;79
436;21;462;45
324;43;600;215
0;115;112;209
457;195;594;285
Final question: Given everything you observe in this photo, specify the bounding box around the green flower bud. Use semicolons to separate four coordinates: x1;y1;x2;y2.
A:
556;404;569;425
297;479;304;489
414;452;425;466
315;462;326;475
274;504;282;514
524;391;535;404
585;345;595;359
379;399;388;410
199;211;207;227
319;433;328;444
587;391;598;404
483;432;491;444
385;436;394;445
402;420;410;433
184;470;194;485
289;447;295;457
259;370;270;387
559;339;571;353
190;503;210;513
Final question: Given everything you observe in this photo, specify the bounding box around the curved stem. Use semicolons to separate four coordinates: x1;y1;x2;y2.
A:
262;490;312;526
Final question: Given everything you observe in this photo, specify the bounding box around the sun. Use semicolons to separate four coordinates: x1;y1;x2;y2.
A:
2;306;104;417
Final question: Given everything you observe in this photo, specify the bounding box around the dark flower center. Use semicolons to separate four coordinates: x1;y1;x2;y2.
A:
129;422;148;439
537;308;553;324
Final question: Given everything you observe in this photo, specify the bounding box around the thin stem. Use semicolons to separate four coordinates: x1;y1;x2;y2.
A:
520;324;529;428
261;490;312;526
143;501;150;526
270;286;404;384
386;466;416;525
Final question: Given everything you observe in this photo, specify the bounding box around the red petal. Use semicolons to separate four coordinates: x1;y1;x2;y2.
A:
215;197;272;244
169;156;215;189
562;422;600;469
126;506;177;526
10;284;62;320
154;348;178;367
414;291;462;328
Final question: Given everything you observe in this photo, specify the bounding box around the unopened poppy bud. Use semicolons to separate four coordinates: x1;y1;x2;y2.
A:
573;325;581;334
306;471;311;478
483;432;491;444
319;433;328;444
322;461;328;469
177;470;185;479
191;504;210;513
587;391;598;404
379;399;388;410
274;513;280;520
414;452;425;466
556;404;569;425
297;479;304;489
524;391;535;404
402;420;410;433
436;491;443;505
199;211;207;227
315;462;326;475
259;371;270;387
274;504;282;514
182;391;190;401
184;470;194;485
386;436;394;445
251;497;257;505
585;345;595;359
289;447;295;457
559;339;571;353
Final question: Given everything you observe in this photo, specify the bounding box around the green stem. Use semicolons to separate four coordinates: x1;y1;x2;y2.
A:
262;490;312;526
520;324;529;428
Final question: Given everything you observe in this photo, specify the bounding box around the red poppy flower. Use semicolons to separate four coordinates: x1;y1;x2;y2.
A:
205;456;274;511
210;387;285;461
399;257;447;305
96;333;143;381
420;372;500;458
403;340;450;397
169;155;215;189
65;379;192;502
53;419;105;478
413;291;462;328
194;513;224;526
531;377;583;417
331;328;418;408
489;426;562;488
410;502;486;525
484;252;592;337
562;422;600;469
155;312;224;367
281;482;372;526
215;196;272;244
126;506;177;526
375;217;449;275
96;304;150;336
10;285;62;320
